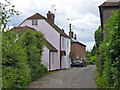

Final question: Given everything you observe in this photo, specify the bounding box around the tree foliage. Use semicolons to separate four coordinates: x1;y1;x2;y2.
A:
96;9;120;88
0;0;19;30
2;28;48;88
95;26;103;47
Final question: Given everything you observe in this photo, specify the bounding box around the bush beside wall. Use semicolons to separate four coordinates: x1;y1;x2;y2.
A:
95;9;120;88
2;28;48;88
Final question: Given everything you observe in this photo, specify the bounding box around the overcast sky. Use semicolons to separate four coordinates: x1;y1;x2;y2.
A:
5;0;106;51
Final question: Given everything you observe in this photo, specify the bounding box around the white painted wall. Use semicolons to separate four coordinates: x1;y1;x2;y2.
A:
61;36;71;69
41;46;49;71
20;19;60;70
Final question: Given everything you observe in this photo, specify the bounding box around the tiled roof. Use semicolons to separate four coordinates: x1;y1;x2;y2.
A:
20;13;71;39
106;0;120;2
100;1;120;6
45;40;58;52
11;26;36;32
26;13;44;20
11;26;58;52
71;39;86;47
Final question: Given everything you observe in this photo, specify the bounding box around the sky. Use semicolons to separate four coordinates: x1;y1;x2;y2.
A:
4;0;107;51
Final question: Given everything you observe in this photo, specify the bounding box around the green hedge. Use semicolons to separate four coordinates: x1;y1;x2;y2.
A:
2;28;48;88
95;9;120;88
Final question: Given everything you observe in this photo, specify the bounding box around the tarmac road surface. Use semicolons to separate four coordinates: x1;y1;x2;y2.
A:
28;65;97;88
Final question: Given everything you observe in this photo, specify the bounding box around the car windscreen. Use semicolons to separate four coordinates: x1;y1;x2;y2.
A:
76;60;81;62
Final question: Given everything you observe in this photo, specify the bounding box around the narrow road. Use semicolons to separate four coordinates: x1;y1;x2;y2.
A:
28;65;97;88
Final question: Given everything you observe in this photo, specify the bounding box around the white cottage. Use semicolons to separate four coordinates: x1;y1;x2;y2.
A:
19;11;71;71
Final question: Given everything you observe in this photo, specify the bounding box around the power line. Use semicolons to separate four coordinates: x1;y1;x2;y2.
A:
61;0;69;22
58;0;69;25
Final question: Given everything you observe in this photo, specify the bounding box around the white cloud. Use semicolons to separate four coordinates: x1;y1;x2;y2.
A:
7;0;106;50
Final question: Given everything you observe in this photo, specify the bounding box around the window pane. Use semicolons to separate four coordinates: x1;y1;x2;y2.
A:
62;38;64;47
32;20;34;25
67;40;69;48
32;20;38;25
52;53;54;63
35;20;38;25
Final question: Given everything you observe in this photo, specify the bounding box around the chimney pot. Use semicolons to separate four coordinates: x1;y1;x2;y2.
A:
47;11;55;24
74;34;77;40
69;31;73;38
62;29;64;32
48;11;51;13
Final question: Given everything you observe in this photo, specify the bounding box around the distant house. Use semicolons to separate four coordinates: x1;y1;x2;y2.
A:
69;29;86;62
19;11;71;71
99;0;120;39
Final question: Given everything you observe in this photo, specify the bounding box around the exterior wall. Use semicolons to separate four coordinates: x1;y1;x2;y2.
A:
100;7;119;39
61;36;71;69
71;43;86;61
41;46;49;71
20;19;60;70
50;52;58;70
66;38;71;68
102;7;118;25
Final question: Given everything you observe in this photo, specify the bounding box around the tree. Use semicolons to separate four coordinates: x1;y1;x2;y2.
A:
96;9;120;88
0;1;20;89
0;0;19;30
94;26;103;47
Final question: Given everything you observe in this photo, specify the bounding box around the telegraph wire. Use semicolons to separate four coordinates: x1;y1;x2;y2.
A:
58;0;69;25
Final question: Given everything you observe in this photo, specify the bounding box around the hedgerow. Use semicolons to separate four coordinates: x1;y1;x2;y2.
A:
2;30;31;88
95;9;120;88
17;28;48;81
2;28;48;88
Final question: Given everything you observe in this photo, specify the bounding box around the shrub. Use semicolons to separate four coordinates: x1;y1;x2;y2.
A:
95;9;120;88
2;30;31;88
17;29;48;81
2;28;48;88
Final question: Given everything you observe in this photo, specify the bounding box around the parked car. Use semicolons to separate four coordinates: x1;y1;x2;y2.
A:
72;58;86;67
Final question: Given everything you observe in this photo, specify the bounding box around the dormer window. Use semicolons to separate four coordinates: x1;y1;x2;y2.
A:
32;19;38;25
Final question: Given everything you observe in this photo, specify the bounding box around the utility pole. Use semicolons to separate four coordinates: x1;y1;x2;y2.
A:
69;23;72;32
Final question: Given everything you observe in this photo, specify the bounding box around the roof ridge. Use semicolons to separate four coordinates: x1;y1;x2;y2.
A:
20;12;71;39
106;0;120;2
45;39;58;52
100;0;120;6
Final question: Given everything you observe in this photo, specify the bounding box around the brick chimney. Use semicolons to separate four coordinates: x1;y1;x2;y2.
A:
74;34;77;40
62;29;64;32
69;31;73;38
47;11;55;24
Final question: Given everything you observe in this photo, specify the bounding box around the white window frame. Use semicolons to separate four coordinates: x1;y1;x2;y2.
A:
52;53;54;63
32;19;38;25
62;56;64;63
62;38;64;47
67;40;69;48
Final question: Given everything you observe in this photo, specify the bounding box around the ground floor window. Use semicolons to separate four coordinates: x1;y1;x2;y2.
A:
52;53;54;63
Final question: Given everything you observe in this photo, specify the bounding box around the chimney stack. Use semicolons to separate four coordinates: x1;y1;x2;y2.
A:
47;11;55;24
69;31;73;38
74;34;77;40
62;29;64;32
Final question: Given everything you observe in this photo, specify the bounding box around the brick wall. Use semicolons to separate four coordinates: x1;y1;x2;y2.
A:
71;42;86;61
100;7;118;39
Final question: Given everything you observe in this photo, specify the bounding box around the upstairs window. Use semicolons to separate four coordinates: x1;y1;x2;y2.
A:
67;40;69;48
32;19;38;25
62;38;64;47
52;53;54;63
